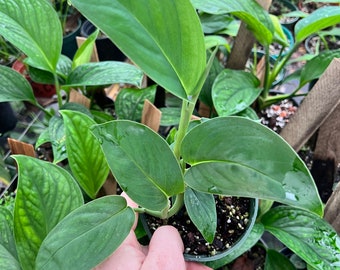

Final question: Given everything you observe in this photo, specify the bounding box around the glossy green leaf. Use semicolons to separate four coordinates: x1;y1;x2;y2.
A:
212;69;261;116
115;85;156;121
184;188;216;243
299;49;340;87
295;6;340;43
91;120;185;213
0;65;37;105
71;0;206;99
72;29;99;69
48;116;67;164
60;110;110;199
36;196;135;270
265;249;296;270
181;117;323;216
206;223;264;268
236;107;260;120
65;61;144;88
191;0;274;45
12;155;84;270
204;35;230;51
0;0;61;72
0;244;20;270
0;207;17;260
199;13;234;34
262;206;340;270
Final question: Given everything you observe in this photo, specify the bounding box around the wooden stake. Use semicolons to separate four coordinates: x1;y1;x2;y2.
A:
141;99;162;132
7;138;35;157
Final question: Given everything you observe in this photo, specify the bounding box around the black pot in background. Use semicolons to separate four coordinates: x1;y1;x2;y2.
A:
62;19;82;60
0;102;17;135
81;20;126;62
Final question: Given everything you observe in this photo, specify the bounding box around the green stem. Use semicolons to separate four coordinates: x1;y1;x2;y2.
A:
54;73;63;108
173;94;199;161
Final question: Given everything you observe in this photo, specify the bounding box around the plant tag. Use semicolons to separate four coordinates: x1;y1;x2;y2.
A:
141;99;161;132
7;138;35;157
69;89;91;108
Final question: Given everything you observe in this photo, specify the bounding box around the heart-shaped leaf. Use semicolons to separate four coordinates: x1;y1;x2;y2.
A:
65;61;144;88
295;6;340;43
262;206;340;270
115;85;156;121
60;110;110;199
36;196;135;270
191;0;274;45
184;188;216;243
181;117;323;216
91;120;185;213
0;0;61;72
71;0;206;99
0;65;37;105
12;155;84;270
212;69;261;116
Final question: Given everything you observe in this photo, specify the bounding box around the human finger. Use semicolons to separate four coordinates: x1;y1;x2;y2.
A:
141;225;187;270
120;192;138;230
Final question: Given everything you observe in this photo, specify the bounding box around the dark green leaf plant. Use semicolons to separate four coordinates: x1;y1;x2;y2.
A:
0;0;339;269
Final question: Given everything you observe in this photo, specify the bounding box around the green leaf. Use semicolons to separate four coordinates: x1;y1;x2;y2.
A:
91;120;185;213
12;155;84;270
0;244;21;270
36;195;135;270
71;0;206;99
72;28;99;69
65;61;144;88
265;249;296;270
115;85;156;121
300;49;340;87
0;207;17;260
0;0;62;72
191;0;274;45
0;65;37;105
206;223;264;268
184;188;216;243
181;117;323;216
60;110;110;199
262;206;340;270
48;116;67;164
212;69;261;116
204;35;230;51
295;6;340;43
159;107;182;126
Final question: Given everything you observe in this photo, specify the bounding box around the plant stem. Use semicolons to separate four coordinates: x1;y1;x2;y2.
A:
173;94;199;161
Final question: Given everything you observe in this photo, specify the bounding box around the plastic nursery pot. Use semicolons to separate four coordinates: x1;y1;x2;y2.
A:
12;59;56;98
304;34;340;55
141;197;258;263
62;19;82;60
80;20;126;61
269;0;300;32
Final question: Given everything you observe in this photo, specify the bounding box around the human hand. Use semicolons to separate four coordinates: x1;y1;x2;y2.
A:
94;193;212;270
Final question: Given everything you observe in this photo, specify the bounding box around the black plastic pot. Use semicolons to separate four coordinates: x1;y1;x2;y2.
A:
141;197;258;263
80;20;126;61
62;19;82;60
270;0;300;32
0;102;17;135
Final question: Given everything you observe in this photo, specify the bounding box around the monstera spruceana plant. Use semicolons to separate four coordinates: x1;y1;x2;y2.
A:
0;0;339;269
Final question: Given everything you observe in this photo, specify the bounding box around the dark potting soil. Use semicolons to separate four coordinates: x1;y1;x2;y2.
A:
144;196;252;258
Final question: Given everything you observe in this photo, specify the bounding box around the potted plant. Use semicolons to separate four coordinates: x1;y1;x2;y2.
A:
191;0;340;114
0;0;339;269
